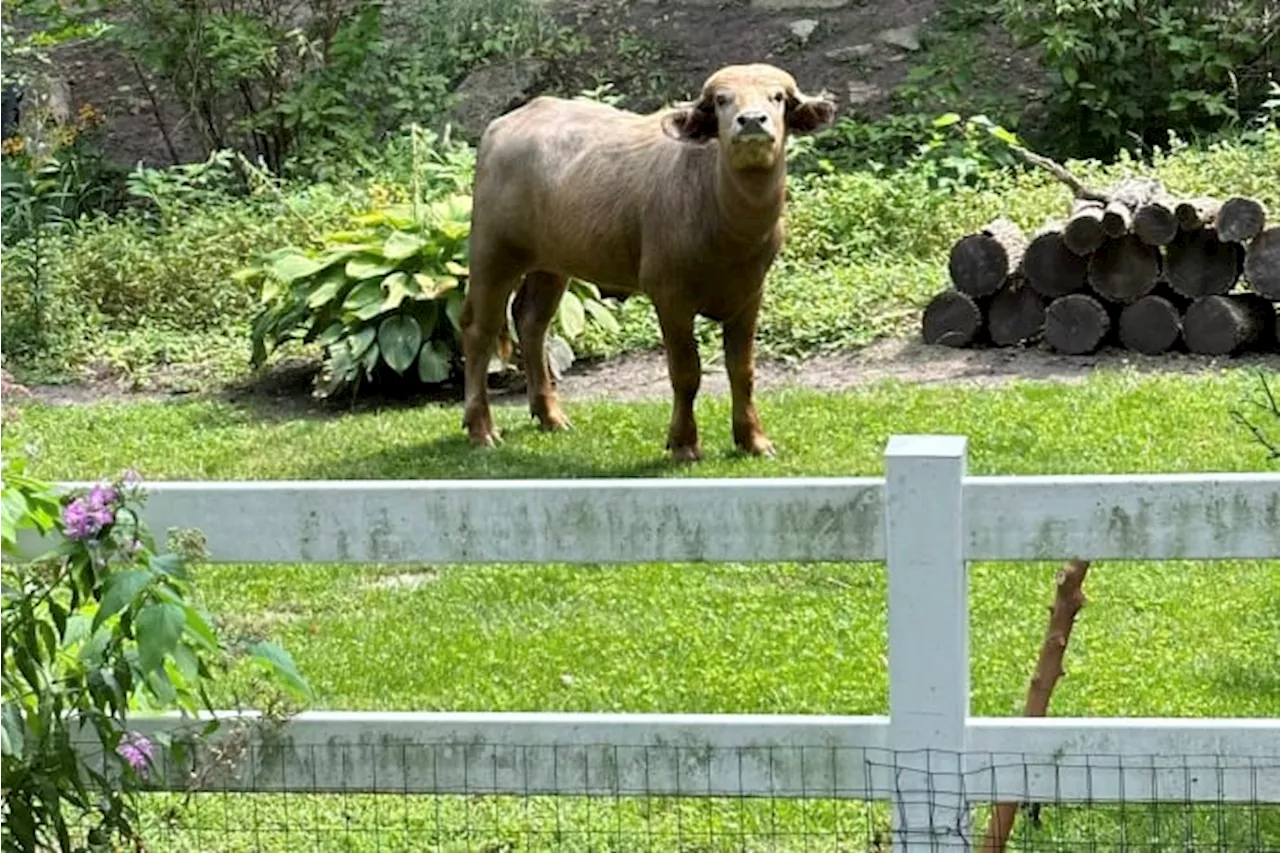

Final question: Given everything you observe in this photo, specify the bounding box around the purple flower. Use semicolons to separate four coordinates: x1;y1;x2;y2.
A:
116;732;154;776
122;469;142;486
61;483;118;541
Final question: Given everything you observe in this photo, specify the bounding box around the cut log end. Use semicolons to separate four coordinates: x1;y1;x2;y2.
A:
949;219;1027;297
922;290;984;348
1166;227;1244;299
1119;295;1182;355
987;282;1046;346
1132;200;1178;247
1175;196;1220;232
1244;227;1280;301
1217;196;1268;244
1088;235;1161;304
1063;201;1106;256
1183;294;1276;356
1024;230;1089;298
1045;293;1112;355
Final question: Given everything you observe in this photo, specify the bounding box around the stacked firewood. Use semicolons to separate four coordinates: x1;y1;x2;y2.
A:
922;178;1279;357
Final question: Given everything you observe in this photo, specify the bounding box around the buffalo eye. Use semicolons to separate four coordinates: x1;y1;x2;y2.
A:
771;91;785;103
714;93;730;108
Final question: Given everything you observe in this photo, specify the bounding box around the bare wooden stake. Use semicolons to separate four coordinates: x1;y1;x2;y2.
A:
978;559;1092;853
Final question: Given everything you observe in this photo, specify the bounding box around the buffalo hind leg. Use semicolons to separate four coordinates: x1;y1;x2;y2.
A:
514;271;572;431
724;298;774;457
655;302;702;462
460;251;522;447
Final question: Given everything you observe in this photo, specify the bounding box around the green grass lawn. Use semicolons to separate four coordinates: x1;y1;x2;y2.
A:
5;368;1279;851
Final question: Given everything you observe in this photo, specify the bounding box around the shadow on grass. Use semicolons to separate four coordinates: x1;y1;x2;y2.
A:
216;355;622;425
299;425;683;481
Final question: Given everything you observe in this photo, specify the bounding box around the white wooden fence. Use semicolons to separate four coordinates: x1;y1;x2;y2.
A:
37;435;1280;851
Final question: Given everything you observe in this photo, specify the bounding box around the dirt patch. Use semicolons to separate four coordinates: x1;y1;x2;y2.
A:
8;339;1277;417
552;338;1280;403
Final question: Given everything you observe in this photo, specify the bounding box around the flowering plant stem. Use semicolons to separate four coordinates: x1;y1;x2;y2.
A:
1;457;311;853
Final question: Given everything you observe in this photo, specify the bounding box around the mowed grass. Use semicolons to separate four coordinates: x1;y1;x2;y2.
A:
5;368;1280;851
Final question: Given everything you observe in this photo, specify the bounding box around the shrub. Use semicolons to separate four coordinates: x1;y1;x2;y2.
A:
242;193;620;398
1000;0;1278;159
112;0;565;177
0;458;310;852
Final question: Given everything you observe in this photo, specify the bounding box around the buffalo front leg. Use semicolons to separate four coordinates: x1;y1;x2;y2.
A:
460;256;521;447
655;302;702;462
513;271;572;431
723;299;774;457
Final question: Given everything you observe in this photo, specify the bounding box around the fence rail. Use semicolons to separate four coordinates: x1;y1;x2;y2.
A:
25;434;1280;852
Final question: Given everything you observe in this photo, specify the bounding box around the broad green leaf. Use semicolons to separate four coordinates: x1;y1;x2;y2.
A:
584;298;620;334
307;271;348;308
378;315;423;374
248;641;312;701
342;280;382;311
382;272;413;311
354;299;389;321
417;341;452;383
136;602;185;675
349;326;377;360
558;290;586;339
445;291;465;333
183;605;219;651
547;335;575;379
345;255;395;280
444;261;469;276
317;322;345;346
268;253;324;284
1;702;23;759
383;230;428;261
414;272;459;299
93;570;151;631
933;112;962;127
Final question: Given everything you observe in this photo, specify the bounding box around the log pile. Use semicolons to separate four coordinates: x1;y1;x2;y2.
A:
922;171;1279;357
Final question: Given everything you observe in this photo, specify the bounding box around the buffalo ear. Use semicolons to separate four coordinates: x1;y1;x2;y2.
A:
786;90;837;134
661;97;717;143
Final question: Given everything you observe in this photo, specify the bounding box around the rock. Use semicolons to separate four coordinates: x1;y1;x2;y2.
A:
876;24;921;51
825;43;875;62
846;81;887;106
445;58;548;142
752;0;848;9
788;19;819;44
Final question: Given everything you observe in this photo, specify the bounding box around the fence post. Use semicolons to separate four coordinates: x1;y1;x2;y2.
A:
884;435;970;851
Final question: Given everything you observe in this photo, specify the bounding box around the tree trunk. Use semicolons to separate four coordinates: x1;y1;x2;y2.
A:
1132;194;1178;247
922;290;984;348
1165;227;1244;299
979;560;1091;853
1175;196;1220;232
1063;200;1106;256
1087;235;1161;304
1045;293;1112;355
1183;294;1276;356
1118;294;1183;355
949;218;1028;297
987;278;1045;346
1244;227;1280;301
1217;197;1268;244
1025;230;1089;298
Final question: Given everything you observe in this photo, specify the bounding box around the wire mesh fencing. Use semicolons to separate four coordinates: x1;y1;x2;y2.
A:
109;736;1280;852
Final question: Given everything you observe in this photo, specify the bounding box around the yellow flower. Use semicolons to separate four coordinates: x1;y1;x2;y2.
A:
0;137;25;156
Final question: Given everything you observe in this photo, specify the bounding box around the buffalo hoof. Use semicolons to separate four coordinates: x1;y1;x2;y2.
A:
534;409;573;432
669;444;703;463
738;437;776;458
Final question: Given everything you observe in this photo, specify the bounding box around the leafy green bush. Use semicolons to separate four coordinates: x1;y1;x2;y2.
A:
243;194;619;397
111;0;567;178
1;458;310;852
1000;0;1278;159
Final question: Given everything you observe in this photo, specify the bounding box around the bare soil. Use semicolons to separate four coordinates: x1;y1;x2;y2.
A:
6;339;1276;420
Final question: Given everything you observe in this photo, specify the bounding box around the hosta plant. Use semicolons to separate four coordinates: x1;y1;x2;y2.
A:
242;193;619;398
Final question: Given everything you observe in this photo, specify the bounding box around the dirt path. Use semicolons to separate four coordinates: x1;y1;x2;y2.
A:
6;338;1277;416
